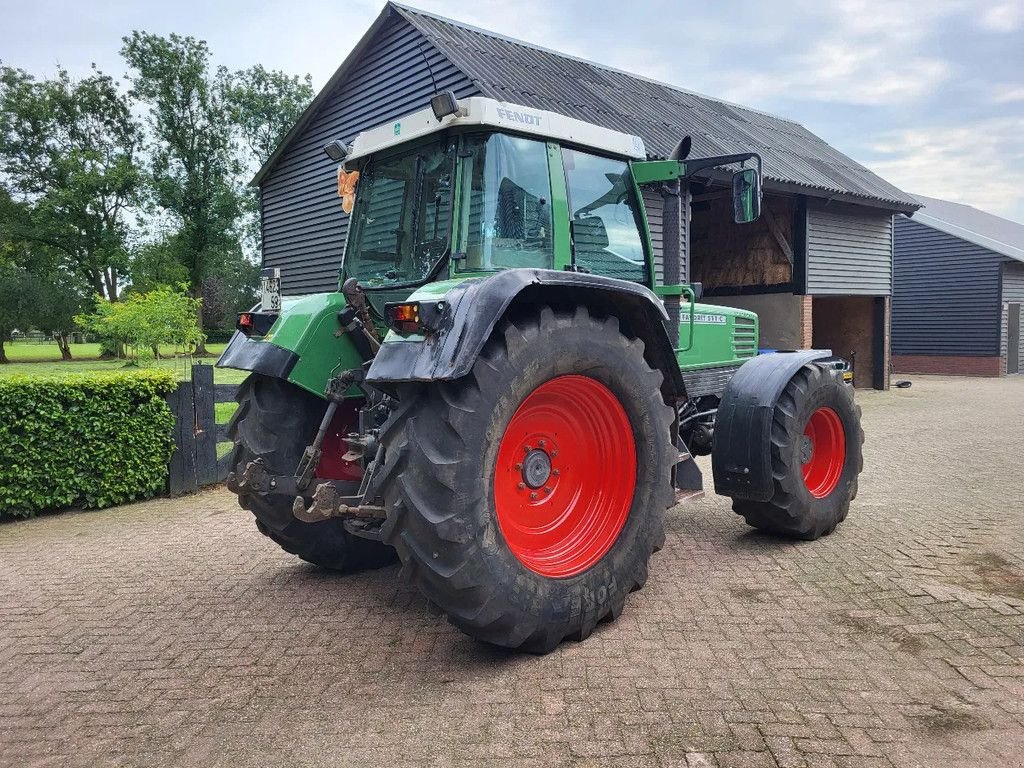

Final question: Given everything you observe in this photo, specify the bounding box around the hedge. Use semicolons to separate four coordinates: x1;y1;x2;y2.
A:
0;371;178;518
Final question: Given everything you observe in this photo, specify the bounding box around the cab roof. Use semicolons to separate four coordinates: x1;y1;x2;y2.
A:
346;96;648;163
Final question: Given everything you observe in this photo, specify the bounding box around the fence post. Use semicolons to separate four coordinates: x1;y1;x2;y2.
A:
192;364;218;487
167;378;197;496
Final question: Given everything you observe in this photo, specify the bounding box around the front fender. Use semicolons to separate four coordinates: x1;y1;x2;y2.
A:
364;269;687;398
711;349;833;501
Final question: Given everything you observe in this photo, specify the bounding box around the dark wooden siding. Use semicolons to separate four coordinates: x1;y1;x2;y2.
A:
892;216;1003;356
806;201;893;295
261;16;478;295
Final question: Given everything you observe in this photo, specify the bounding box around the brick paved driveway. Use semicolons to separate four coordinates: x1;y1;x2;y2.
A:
2;375;1023;768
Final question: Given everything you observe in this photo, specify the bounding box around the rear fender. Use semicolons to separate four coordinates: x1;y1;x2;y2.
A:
711;350;833;501
365;269;687;400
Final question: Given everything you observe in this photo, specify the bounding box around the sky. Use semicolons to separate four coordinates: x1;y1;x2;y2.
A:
2;0;1023;222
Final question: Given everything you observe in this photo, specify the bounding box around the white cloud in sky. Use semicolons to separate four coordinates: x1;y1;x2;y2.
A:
868;119;1024;216
701;0;962;107
977;2;1024;32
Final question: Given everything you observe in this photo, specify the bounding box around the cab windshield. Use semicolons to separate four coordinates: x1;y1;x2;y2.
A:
344;139;454;287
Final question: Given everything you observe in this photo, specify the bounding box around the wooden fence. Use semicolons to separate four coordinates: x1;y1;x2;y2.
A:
166;365;238;495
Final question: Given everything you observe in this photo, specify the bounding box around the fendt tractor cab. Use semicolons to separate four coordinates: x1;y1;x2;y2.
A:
219;93;863;653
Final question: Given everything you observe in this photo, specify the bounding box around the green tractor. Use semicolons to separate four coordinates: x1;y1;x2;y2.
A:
220;93;863;653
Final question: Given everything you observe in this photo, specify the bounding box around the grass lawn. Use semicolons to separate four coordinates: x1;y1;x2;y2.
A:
0;342;249;385
5;341;105;361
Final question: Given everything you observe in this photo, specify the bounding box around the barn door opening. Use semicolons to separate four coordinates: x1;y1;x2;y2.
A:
1009;303;1021;374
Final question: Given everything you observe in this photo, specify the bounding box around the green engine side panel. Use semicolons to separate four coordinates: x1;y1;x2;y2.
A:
267;292;364;397
677;303;758;372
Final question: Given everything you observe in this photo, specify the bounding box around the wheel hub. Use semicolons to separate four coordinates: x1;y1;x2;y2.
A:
522;449;552;489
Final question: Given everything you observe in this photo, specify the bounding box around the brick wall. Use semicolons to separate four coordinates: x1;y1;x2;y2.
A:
799;295;813;349
892;354;1005;377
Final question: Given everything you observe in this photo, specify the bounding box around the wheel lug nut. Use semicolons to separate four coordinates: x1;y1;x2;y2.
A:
524;445;531;453
552;469;560;476
551;450;558;458
544;486;552;494
530;492;538;500
517;482;525;490
514;463;523;470
538;439;546;448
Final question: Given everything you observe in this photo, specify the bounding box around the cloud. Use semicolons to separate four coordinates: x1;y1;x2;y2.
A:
866;119;1024;220
991;85;1024;104
977;2;1024;32
687;0;969;107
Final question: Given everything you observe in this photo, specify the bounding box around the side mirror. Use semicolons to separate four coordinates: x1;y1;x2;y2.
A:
732;167;762;224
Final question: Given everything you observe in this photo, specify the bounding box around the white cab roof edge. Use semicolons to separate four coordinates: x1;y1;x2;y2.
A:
347;97;647;162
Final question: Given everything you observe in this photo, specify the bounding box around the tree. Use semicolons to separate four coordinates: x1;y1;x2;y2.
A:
223;65;313;168
120;32;242;354
201;247;260;332
0;65;141;302
223;65;314;255
0;263;37;363
78;287;205;360
128;237;189;294
33;277;86;360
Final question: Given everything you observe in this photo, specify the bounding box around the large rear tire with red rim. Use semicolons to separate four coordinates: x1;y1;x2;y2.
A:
377;306;676;653
732;363;863;540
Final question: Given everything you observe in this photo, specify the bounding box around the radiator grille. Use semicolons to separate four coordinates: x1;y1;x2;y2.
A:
732;316;757;359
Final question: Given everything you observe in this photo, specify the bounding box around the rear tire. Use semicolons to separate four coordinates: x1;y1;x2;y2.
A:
376;306;676;653
227;374;395;572
732;364;863;540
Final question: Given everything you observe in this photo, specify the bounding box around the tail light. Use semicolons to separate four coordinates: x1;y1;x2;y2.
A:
386;302;422;333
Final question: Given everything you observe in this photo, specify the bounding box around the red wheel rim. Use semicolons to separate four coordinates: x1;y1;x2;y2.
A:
494;375;636;578
801;407;846;498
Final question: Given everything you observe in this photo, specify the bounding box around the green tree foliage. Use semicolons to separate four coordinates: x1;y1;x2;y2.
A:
224;64;314;168
79;288;205;359
223;64;314;254
0;263;38;364
34;277;87;360
128;237;190;293
0;65;141;301
120;32;242;353
201;245;260;331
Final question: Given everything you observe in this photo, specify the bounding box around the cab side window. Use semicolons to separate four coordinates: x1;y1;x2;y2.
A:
562;148;647;283
457;134;554;271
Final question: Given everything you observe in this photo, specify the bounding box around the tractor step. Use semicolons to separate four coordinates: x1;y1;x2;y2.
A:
673;445;704;499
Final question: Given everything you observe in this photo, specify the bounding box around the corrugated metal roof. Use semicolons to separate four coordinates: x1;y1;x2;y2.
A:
391;3;919;212
909;195;1024;263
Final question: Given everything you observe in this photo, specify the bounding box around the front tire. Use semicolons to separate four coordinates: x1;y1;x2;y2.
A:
377;306;676;653
227;374;395;572
732;363;864;540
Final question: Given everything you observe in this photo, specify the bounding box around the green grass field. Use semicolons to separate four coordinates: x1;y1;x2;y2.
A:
0;341;248;384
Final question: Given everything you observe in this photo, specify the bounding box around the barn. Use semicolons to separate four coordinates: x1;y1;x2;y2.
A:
892;195;1024;376
253;2;919;389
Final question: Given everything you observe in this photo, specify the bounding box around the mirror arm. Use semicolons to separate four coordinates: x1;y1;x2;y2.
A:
681;152;762;180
